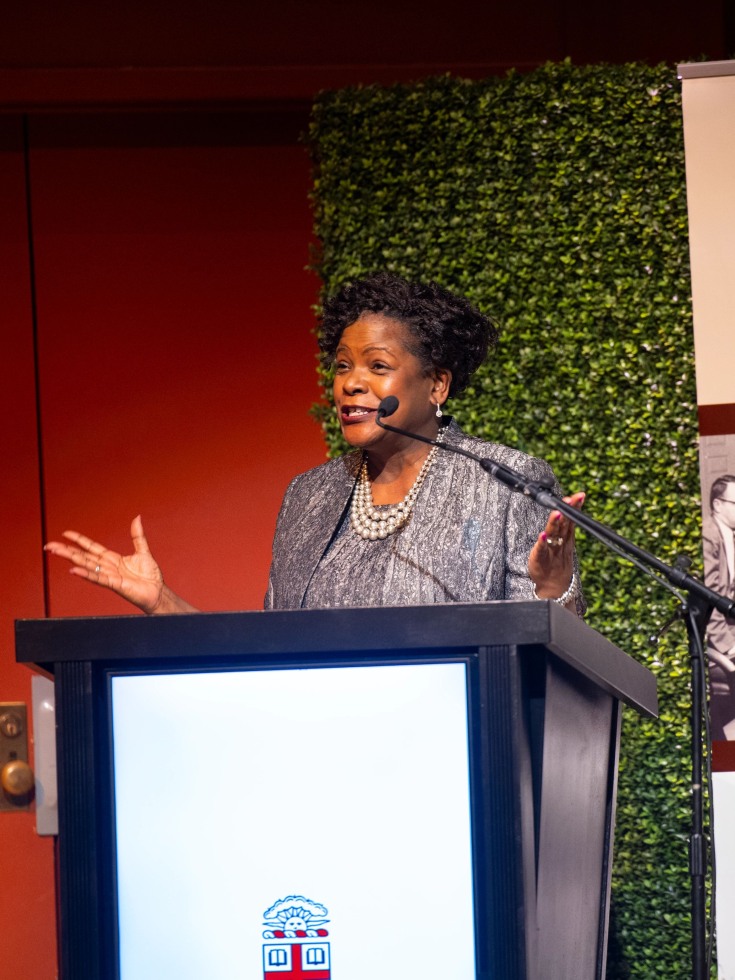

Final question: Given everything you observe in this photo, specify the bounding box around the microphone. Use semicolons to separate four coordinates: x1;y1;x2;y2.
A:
376;396;399;419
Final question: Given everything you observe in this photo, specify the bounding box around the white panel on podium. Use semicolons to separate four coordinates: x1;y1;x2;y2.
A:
112;663;476;980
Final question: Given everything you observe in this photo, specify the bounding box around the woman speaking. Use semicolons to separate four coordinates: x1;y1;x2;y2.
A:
45;273;585;614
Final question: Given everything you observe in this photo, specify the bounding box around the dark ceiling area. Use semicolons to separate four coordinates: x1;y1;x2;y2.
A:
0;0;731;111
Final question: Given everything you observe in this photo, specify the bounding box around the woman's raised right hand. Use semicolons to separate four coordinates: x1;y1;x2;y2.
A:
45;515;169;615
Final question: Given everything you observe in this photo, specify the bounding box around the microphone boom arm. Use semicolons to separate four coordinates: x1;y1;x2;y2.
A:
375;405;735;617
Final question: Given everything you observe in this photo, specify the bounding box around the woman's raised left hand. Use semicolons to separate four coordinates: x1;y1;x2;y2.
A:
528;492;585;608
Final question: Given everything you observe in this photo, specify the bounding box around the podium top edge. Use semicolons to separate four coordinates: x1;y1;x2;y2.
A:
16;600;608;659
15;601;656;717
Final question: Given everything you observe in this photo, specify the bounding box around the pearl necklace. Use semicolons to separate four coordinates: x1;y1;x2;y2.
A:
350;429;446;541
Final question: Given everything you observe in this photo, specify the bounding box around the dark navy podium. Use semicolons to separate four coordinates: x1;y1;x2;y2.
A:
16;600;656;980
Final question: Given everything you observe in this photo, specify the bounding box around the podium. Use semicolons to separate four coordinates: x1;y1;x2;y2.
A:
16;600;656;980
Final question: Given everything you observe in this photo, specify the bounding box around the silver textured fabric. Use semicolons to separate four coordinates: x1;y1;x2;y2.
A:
265;419;580;611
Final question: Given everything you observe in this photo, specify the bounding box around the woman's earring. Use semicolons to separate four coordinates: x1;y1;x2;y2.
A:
435;402;443;419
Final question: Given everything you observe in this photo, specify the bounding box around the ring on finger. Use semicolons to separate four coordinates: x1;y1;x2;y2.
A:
95;564;101;574
546;536;564;548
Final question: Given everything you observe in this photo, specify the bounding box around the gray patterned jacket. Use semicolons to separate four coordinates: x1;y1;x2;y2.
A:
265;420;576;611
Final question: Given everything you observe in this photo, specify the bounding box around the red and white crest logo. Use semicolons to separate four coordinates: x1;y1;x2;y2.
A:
262;896;331;979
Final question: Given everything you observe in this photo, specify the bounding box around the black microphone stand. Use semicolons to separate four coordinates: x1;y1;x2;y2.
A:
376;401;732;979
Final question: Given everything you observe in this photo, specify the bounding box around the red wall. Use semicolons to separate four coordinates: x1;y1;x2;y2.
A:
0;118;57;977
32;110;326;617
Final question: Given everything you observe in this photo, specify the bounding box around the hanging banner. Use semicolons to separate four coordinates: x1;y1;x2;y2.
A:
679;58;735;978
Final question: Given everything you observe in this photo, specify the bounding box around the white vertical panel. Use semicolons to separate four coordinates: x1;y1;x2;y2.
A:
681;61;735;980
31;675;57;836
680;64;735;407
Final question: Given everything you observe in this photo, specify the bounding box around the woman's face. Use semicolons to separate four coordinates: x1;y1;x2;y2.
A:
332;313;450;453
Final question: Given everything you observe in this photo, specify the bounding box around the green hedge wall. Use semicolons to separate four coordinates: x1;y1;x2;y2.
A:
308;62;707;978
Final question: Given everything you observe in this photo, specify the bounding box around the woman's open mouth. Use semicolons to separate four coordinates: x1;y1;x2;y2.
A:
340;405;377;425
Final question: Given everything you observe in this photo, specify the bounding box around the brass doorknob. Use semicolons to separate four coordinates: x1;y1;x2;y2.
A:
1;759;35;798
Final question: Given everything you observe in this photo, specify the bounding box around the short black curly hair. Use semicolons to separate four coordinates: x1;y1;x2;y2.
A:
319;271;498;397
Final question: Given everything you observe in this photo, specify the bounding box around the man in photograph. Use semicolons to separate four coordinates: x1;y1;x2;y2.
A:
704;474;735;739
